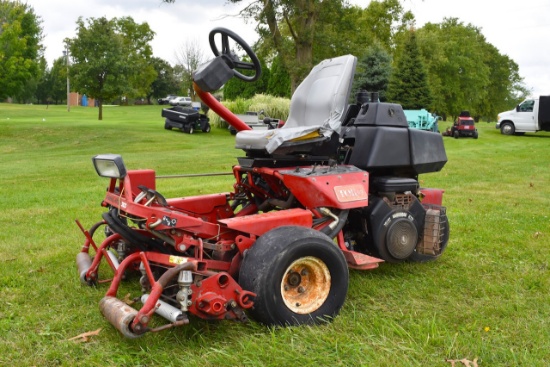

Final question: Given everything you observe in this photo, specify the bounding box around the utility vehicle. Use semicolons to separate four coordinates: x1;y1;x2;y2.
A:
449;111;478;139
76;28;450;338
496;96;550;135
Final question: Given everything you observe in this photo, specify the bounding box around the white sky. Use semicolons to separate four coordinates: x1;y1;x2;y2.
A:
25;0;549;98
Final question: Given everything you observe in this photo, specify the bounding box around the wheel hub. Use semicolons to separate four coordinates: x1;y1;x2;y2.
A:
281;256;331;314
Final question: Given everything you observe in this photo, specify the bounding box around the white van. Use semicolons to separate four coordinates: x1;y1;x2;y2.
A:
496;96;550;135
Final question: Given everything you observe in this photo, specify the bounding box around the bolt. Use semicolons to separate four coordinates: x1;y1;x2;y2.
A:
284;285;289;291
295;303;301;307
301;269;308;276
297;286;305;293
140;315;149;324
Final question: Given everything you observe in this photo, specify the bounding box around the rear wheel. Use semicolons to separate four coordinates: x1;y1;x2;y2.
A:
202;123;211;133
239;226;348;326
500;122;515;135
453;130;459;139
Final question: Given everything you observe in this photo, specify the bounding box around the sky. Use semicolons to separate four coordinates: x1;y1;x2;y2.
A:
24;0;550;98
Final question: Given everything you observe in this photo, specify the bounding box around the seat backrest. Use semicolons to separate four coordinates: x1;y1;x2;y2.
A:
283;55;357;134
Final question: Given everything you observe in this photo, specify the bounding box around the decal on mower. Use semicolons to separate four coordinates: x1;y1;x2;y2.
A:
162;216;177;227
169;255;188;265
334;184;368;203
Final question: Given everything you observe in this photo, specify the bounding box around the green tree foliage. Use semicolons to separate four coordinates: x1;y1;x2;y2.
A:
0;0;43;99
149;57;180;104
415;18;491;119
386;30;430;109
346;0;414;51
352;41;392;101
117;17;156;102
67;16;155;119
223;57;270;100
267;55;291;98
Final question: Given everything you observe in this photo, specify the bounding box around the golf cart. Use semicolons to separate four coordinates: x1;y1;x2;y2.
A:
76;28;449;338
162;106;211;133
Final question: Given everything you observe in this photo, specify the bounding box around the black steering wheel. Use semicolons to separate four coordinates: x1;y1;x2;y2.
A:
209;27;261;82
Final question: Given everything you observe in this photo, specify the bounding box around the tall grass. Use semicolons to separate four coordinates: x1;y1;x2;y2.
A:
0;103;548;366
208;94;290;128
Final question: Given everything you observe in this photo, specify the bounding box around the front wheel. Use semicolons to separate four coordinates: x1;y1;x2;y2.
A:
239;226;348;326
500;122;515;135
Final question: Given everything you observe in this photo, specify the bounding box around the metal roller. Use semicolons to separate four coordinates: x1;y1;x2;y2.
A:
76;252;92;284
99;296;141;339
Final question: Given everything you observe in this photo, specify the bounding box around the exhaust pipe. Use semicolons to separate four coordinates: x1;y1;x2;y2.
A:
99;296;141;339
141;294;185;323
76;252;92;284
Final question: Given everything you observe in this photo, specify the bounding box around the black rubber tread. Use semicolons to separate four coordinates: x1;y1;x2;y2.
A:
239;226;348;326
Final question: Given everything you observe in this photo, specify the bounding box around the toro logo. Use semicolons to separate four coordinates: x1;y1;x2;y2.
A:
334;184;368;203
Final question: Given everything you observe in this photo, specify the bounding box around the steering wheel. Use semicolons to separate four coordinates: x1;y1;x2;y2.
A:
209;27;261;82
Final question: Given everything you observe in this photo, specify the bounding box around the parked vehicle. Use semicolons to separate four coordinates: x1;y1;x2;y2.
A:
162;106;211;133
169;96;192;107
403;109;440;132
157;95;177;105
226;110;284;134
76;27;449;338
448;111;478;139
496;96;550;135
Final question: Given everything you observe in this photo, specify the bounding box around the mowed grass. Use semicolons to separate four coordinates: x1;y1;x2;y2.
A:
0;103;548;366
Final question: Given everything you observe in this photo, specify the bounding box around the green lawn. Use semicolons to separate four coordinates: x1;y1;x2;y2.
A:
0;103;548;366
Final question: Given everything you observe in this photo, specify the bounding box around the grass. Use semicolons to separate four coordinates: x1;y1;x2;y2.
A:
0;103;549;366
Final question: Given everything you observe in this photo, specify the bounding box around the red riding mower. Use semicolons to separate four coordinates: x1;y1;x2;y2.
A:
76;28;450;338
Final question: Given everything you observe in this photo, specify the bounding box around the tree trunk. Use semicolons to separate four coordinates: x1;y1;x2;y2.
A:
263;0;317;95
98;99;103;120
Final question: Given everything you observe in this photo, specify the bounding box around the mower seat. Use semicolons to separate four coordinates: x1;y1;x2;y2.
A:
235;55;357;155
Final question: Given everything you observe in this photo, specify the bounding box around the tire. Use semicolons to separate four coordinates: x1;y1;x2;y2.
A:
500;122;515;135
164;119;172;130
474;131;478;139
188;125;194;134
202;123;211;133
239;226;348;326
453;130;459;139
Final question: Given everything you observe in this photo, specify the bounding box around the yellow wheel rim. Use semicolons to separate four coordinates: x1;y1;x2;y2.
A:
280;256;331;314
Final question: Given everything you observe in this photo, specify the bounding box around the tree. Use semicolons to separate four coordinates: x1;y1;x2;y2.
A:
117;17;156;101
386;29;431;109
416;19;490;119
149;57;180;104
231;0;337;93
174;38;205;101
0;0;43;99
352;41;392;101
223;57;270;100
266;54;291;98
67;16;155;119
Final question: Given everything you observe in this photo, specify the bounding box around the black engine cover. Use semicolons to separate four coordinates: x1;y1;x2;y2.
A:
364;194;426;262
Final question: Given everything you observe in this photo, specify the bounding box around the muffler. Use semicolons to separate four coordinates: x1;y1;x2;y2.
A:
141;294;186;323
99;296;141;338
